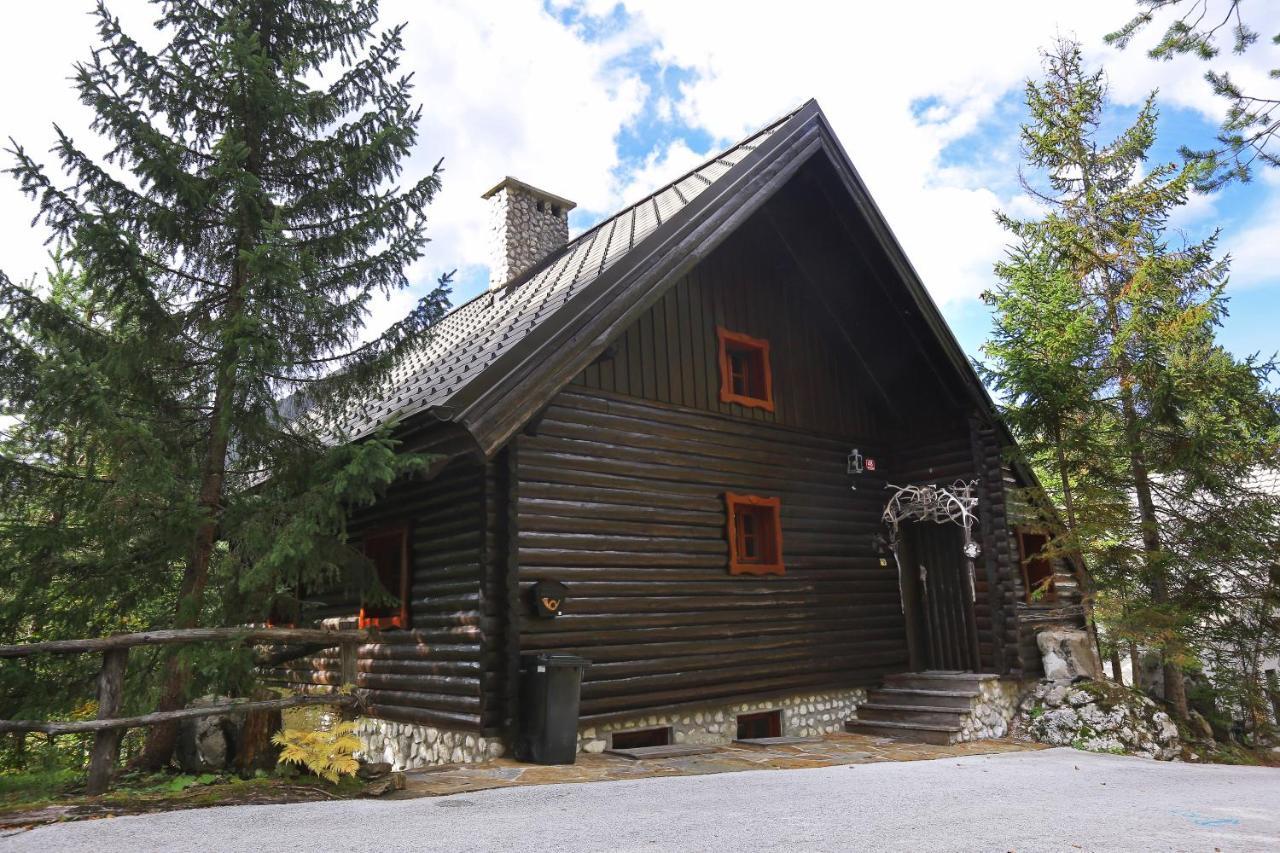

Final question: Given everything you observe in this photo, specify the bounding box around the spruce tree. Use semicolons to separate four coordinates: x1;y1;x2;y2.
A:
1108;0;1280;187
0;0;450;768
982;39;1280;720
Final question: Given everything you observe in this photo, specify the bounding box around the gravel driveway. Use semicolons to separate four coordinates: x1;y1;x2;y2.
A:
4;748;1277;852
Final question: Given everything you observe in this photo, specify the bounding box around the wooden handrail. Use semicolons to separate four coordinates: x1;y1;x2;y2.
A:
0;694;359;736
0;626;376;658
0;627;370;794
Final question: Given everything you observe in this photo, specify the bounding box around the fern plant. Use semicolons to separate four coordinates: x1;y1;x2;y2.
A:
272;721;361;784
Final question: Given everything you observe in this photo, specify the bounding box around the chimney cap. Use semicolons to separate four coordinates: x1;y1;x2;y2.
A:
481;176;577;212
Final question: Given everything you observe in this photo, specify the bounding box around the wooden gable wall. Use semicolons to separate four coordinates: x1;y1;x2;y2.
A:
510;199;934;723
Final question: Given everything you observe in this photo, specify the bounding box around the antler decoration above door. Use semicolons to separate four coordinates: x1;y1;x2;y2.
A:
882;480;982;603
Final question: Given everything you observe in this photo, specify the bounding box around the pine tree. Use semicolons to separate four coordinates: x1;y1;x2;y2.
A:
0;0;451;768
1108;0;1280;188
982;39;1280;720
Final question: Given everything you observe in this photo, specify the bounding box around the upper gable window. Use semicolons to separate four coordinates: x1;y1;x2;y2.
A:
717;326;774;411
359;525;411;629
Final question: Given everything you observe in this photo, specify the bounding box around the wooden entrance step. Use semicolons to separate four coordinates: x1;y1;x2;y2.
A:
867;687;979;710
881;670;997;693
854;702;970;727
846;671;1001;745
843;718;961;746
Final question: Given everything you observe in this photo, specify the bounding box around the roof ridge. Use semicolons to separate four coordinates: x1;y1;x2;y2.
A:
338;102;811;441
486;103;806;299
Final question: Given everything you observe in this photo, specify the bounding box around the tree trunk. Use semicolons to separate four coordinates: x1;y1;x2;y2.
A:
1118;382;1190;720
86;648;129;795
136;262;248;770
1109;645;1125;685
1128;641;1141;687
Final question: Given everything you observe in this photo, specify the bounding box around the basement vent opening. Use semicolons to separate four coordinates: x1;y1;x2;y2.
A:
609;727;672;750
736;710;782;740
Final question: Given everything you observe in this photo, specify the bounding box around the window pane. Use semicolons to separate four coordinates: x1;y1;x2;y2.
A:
363;531;404;617
730;350;750;396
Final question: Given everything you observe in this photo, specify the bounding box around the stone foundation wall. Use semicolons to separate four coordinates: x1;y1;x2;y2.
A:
955;678;1025;742
577;688;868;754
355;718;504;771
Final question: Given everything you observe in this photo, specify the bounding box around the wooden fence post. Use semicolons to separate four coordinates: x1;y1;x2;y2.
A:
339;640;357;688
85;647;128;796
339;640;358;721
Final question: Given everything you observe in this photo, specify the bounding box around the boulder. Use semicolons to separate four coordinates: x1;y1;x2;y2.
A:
358;761;393;780
1037;629;1102;682
1187;710;1215;742
177;696;244;773
1138;651;1165;699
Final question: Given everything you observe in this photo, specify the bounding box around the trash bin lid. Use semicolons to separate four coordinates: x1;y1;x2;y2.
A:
532;653;590;668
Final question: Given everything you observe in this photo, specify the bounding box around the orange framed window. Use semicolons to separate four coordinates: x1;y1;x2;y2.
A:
359;525;411;629
1017;529;1056;604
725;493;784;576
717;327;774;411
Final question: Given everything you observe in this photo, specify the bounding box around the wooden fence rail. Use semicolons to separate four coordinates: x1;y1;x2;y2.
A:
1;627;375;795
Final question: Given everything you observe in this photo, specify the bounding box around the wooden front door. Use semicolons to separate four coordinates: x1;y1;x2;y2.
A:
899;521;980;671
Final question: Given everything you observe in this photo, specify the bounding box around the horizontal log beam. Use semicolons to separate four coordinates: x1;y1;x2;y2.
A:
0;627;378;659
0;694;357;736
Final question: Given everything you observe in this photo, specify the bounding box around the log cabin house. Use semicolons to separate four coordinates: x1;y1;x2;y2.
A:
270;100;1091;766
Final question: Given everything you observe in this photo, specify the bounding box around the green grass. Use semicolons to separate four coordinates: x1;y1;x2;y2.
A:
0;765;364;819
0;768;81;809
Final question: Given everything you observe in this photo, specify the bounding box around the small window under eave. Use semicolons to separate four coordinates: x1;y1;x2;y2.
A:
717;326;774;411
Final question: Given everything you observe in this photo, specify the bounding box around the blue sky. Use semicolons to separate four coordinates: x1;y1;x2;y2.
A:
1;0;1277;375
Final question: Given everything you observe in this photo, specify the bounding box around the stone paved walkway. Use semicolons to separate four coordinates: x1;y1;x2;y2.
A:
392;732;1040;798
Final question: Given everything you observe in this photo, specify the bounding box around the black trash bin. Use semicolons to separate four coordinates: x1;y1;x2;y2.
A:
518;653;590;764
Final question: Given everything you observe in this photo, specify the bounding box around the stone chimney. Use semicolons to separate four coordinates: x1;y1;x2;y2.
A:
482;177;576;289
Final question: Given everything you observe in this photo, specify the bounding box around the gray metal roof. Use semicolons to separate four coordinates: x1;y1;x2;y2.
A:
346;109;798;440
1247;468;1280;497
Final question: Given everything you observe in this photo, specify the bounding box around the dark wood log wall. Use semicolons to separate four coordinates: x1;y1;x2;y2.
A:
266;456;490;731
970;423;1022;677
514;389;901;722
1001;463;1088;677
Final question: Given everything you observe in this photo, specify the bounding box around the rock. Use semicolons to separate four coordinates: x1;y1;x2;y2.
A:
1188;710;1215;742
1078;704;1108;728
1138;651;1165;699
1152;712;1179;744
583;739;606;754
362;773;405;797
358;761;392;780
1067;690;1092;708
176;695;242;773
1037;629;1103;682
1044;684;1069;707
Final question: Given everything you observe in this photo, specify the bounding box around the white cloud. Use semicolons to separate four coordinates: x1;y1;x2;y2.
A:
1224;171;1280;290
0;0;652;337
611;0;1280;306
2;0;1277;336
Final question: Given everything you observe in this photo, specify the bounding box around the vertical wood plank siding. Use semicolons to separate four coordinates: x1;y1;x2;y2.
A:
893;429;998;670
571;216;885;437
516;390;902;720
268;456;489;731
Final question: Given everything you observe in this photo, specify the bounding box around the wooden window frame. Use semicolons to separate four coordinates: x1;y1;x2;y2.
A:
716;326;775;412
359;524;411;630
1016;528;1057;605
725;493;784;576
736;709;783;739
